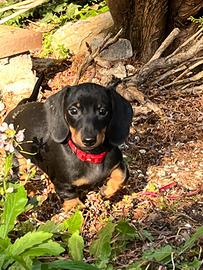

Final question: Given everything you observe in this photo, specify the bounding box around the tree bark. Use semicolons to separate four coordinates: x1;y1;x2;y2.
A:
107;0;203;62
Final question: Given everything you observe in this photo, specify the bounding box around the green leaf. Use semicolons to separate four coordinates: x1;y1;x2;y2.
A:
66;3;80;20
179;225;203;255
46;260;99;270
90;221;116;261
180;257;203;270
68;231;84;261
32;260;44;270
127;261;143;270
0;254;6;269
0;237;10;251
3;153;13;180
8;256;33;270
23;240;64;257
141;229;154;241
38;220;59;233
7;231;53;256
116;220;138;240
0;185;28;239
143;244;173;262
62;211;83;234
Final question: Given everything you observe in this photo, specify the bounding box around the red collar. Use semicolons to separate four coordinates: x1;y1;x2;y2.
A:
68;139;108;164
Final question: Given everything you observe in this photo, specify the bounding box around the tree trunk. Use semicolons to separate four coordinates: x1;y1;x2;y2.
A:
107;0;203;62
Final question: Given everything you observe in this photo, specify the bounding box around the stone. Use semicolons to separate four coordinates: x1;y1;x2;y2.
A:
0;25;42;58
99;38;133;61
0;53;36;96
52;12;114;54
109;62;127;79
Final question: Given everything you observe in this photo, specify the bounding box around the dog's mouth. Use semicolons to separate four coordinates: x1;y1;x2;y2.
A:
71;137;103;151
69;127;106;151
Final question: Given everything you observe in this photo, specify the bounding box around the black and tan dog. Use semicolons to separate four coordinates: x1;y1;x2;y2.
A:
5;81;133;211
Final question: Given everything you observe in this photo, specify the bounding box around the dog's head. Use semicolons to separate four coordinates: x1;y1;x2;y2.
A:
47;83;133;150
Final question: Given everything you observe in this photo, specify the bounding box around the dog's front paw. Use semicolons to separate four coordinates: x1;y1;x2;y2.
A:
100;185;114;199
51;198;85;223
101;167;126;199
62;198;85;213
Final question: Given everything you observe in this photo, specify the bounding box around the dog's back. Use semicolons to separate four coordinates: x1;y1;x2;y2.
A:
17;73;44;106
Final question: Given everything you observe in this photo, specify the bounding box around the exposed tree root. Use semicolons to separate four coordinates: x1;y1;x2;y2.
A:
122;26;202;93
174;59;203;82
136;32;203;85
159;71;203;89
147;28;181;64
117;83;164;118
73;29;123;85
73;26;203;119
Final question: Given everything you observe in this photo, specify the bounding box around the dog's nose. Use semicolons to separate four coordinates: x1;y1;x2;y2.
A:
82;137;96;146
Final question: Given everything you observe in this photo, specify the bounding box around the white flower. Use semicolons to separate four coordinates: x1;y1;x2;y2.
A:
4;142;14;153
0;122;8;132
0;141;5;148
15;129;25;142
0;101;5;112
6;187;14;193
8;123;14;130
0;133;7;148
26;159;31;165
0;133;7;142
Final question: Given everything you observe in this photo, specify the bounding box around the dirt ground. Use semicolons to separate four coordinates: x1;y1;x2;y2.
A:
0;55;203;266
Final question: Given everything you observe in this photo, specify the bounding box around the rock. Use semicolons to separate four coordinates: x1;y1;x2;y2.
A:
99;38;133;61
0;25;42;58
109;62;127;79
126;64;136;76
0;53;36;96
96;62;127;85
52;12;114;54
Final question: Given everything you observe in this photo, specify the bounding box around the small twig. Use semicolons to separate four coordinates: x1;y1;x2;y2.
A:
159;70;203;89
73;29;123;85
0;0;47;24
0;8;30;24
148;28;180;64
119;84;164;118
181;85;203;95
181;82;193;90
137;35;203;85
152;64;187;85
171;252;176;270
174;59;203;81
166;27;203;60
0;0;34;12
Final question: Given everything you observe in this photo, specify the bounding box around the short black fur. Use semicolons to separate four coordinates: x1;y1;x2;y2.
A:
5;82;133;202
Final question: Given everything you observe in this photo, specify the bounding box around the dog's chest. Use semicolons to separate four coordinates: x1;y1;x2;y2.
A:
49;144;112;187
67;154;108;186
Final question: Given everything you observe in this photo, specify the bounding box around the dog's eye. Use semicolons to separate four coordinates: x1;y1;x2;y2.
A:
98;107;108;116
68;107;79;116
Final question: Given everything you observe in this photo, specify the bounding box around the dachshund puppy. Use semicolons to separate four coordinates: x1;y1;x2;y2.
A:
5;82;133;211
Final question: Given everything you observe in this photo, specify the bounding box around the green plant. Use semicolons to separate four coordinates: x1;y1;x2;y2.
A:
40;32;70;59
0;184;65;269
0;1;108;27
128;226;203;270
189;16;203;26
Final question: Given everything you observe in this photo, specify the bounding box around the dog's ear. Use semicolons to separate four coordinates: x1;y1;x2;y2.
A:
45;87;69;143
107;88;133;146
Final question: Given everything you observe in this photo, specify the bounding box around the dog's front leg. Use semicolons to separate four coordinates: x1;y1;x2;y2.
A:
101;162;127;198
54;185;84;213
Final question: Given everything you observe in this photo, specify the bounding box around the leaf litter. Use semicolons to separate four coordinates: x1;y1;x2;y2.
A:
0;56;203;267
